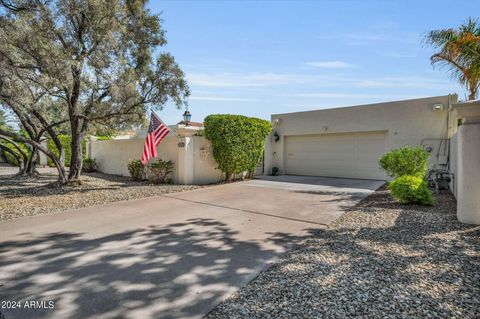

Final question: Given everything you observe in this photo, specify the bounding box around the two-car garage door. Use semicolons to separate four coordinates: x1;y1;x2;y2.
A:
284;131;387;180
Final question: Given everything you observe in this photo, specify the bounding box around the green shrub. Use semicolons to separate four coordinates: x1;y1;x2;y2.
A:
47;135;87;167
96;135;113;141
82;157;98;173
379;146;429;178
388;175;434;205
204;114;272;181
127;159;145;181
148;159;174;184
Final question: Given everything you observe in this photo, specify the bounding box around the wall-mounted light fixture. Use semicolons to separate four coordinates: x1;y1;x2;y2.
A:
273;132;280;142
273;118;281;125
432;103;444;111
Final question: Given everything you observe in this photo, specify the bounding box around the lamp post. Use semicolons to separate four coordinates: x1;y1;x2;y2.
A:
182;109;191;126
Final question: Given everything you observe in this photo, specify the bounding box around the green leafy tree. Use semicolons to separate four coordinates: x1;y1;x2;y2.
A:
0;0;189;183
204;114;272;182
425;18;480;100
0;69;69;178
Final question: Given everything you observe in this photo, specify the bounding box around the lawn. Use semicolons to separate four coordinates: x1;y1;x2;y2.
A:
206;187;480;319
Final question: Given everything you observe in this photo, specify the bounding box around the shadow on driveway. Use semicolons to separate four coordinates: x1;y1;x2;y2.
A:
0;218;315;319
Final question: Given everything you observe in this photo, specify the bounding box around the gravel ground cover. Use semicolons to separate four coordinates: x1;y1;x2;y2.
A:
206;187;480;319
0;170;201;222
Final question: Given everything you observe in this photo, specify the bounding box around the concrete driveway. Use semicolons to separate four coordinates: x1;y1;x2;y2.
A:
0;175;383;319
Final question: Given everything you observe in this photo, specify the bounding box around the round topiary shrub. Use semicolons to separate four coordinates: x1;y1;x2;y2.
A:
388;175;434;205
204;114;272;182
378;146;430;178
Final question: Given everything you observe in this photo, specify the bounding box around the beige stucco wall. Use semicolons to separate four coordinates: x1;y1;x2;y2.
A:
456;123;480;224
90;134;224;185
192;136;225;184
449;132;458;198
265;95;457;177
91;136;179;181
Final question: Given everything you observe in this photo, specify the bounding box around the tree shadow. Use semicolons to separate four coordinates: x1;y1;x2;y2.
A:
0;218;316;319
0;171;181;199
206;192;480;318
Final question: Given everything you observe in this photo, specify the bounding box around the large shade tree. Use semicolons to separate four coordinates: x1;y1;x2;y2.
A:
0;68;70;177
425;18;480;100
0;0;189;183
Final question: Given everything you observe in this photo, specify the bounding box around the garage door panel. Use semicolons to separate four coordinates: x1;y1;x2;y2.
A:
285;132;386;180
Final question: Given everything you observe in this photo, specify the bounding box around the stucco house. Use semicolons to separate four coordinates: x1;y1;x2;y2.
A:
264;95;457;180
88;94;479;224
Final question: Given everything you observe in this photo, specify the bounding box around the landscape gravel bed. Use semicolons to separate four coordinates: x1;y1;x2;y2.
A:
0;170;201;222
206;187;480;319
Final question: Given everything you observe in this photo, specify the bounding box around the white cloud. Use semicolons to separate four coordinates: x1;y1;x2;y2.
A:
189;96;253;102
306;61;356;68
186;71;453;92
283;93;389;99
187;72;316;87
354;76;451;90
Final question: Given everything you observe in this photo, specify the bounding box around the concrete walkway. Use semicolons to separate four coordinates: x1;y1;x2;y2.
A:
0;176;383;319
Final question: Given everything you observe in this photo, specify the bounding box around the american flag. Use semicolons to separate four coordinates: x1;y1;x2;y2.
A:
141;112;170;165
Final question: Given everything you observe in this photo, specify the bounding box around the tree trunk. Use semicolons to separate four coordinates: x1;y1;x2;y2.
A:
68;130;83;180
25;147;39;176
225;172;233;183
0;129;67;183
468;91;477;101
0;145;25;175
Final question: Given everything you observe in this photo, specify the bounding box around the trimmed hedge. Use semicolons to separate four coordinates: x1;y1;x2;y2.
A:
47;135;86;167
204;114;272;180
378;146;429;178
388;175;434;205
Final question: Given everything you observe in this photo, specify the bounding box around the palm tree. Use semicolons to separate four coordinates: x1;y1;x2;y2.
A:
425;18;480;100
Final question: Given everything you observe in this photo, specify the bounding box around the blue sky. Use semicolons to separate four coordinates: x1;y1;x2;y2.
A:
149;0;478;125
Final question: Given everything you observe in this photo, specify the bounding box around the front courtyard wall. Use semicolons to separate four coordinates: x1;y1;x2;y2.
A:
90;134;224;185
265;95;455;177
91;136;179;181
192;136;225;184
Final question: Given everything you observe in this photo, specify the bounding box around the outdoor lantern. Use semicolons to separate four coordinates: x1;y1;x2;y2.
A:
182;109;192;126
274;132;280;142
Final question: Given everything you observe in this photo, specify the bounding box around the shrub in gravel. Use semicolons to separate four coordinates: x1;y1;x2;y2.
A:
127;159;146;181
82;158;98;173
379;146;429;178
388;175;434;205
148;159;174;184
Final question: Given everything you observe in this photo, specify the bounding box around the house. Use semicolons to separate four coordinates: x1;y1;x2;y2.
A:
264;95;458;180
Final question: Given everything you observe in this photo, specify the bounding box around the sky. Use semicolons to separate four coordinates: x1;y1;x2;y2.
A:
149;0;479;125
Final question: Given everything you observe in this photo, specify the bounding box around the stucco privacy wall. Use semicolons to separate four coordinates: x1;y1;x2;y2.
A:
90;135;179;181
265;95;456;177
452;101;480;224
192;136;225;184
449;132;458;198
90;133;224;185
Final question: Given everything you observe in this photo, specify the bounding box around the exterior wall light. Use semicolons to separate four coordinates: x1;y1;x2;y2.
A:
273;132;280;142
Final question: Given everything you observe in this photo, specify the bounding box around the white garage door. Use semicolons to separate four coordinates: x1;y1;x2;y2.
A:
285;131;387;180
